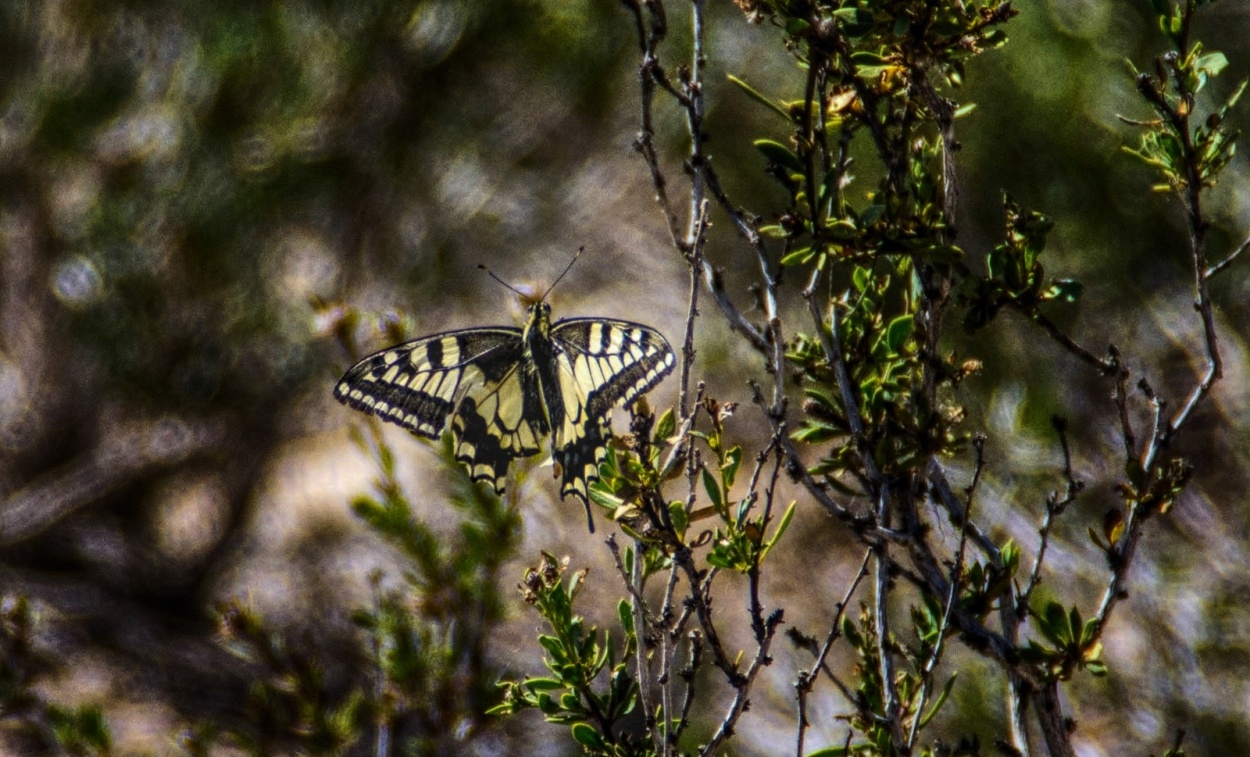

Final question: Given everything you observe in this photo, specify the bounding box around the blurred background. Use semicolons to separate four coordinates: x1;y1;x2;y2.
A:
1;0;1248;754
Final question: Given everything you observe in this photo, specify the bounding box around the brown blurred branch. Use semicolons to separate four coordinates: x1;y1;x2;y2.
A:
0;417;224;548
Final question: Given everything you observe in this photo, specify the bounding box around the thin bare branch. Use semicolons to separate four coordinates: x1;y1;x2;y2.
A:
1205;231;1250;278
1018;417;1083;616
927;460;1000;561
906;438;981;749
794;549;872;757
680;201;710;417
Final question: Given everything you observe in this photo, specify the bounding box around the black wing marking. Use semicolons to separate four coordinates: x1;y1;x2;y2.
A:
334;327;547;493
336;316;676;518
549;318;676;504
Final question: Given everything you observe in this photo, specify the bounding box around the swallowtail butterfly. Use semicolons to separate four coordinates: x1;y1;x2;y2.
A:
334;265;675;531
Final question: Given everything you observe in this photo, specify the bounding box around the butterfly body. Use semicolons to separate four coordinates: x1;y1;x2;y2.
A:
335;301;675;530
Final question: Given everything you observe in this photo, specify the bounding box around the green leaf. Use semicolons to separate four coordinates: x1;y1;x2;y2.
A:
1001;539;1020;575
780;247;817;266
784;17;811;36
588;485;625;510
759;501;796;562
883;315;914;352
538;634;566;662
987;247;1007;280
1041;601;1068;644
653;407;676;444
523;677;566;691
830;7;874;36
567;568;586;602
852;265;872;293
570;722;605;749
1194;51;1228;79
1081;617;1100;647
1224;79;1247;113
919;673;959;728
954;102;978;119
927;244;965;264
827;219;858;241
702;467;724;511
727;75;791;121
668;500;689;533
617;599;635;636
841;615;863;649
754;139;805;173
723;445;743;489
792;420;843;444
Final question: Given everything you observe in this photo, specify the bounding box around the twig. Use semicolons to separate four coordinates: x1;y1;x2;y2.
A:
625;538;664;754
621;0;683;249
905;438;982;749
794;549;872;757
684;0;707;246
1205;232;1249;278
747;443;785;641
1108;345;1137;460
873;481;906;749
1092;9;1227;652
926;461;1000;561
670;630;703;747
1017;417;1082;616
748;382;859;526
671;547;740;686
804;286;879;480
679;202;709;418
606;535;659;625
1027;309;1113;374
700;609;784;756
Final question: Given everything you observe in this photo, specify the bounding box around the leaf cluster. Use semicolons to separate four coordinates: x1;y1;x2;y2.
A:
490;553;644;756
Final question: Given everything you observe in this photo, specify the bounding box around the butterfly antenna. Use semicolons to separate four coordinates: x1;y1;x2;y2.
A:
540;246;584;301
477;264;530;298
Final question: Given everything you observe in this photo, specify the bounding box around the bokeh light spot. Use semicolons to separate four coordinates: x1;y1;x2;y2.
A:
51;255;103;307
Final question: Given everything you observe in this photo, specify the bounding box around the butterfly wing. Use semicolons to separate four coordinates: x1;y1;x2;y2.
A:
548;318;676;502
334;327;547;494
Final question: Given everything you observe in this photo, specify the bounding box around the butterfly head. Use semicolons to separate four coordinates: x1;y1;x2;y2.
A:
522;300;553;340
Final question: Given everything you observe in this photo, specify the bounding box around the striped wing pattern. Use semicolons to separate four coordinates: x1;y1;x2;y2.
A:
334;309;675;528
333;327;547;494
549;318;676;502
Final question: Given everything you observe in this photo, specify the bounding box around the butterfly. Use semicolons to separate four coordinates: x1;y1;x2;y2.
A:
334;270;675;532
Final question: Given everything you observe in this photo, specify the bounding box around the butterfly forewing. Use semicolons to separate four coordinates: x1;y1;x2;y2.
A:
334;327;547;493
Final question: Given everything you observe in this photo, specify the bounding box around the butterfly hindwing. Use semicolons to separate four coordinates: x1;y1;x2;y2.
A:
549;318;676;501
450;361;548;494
